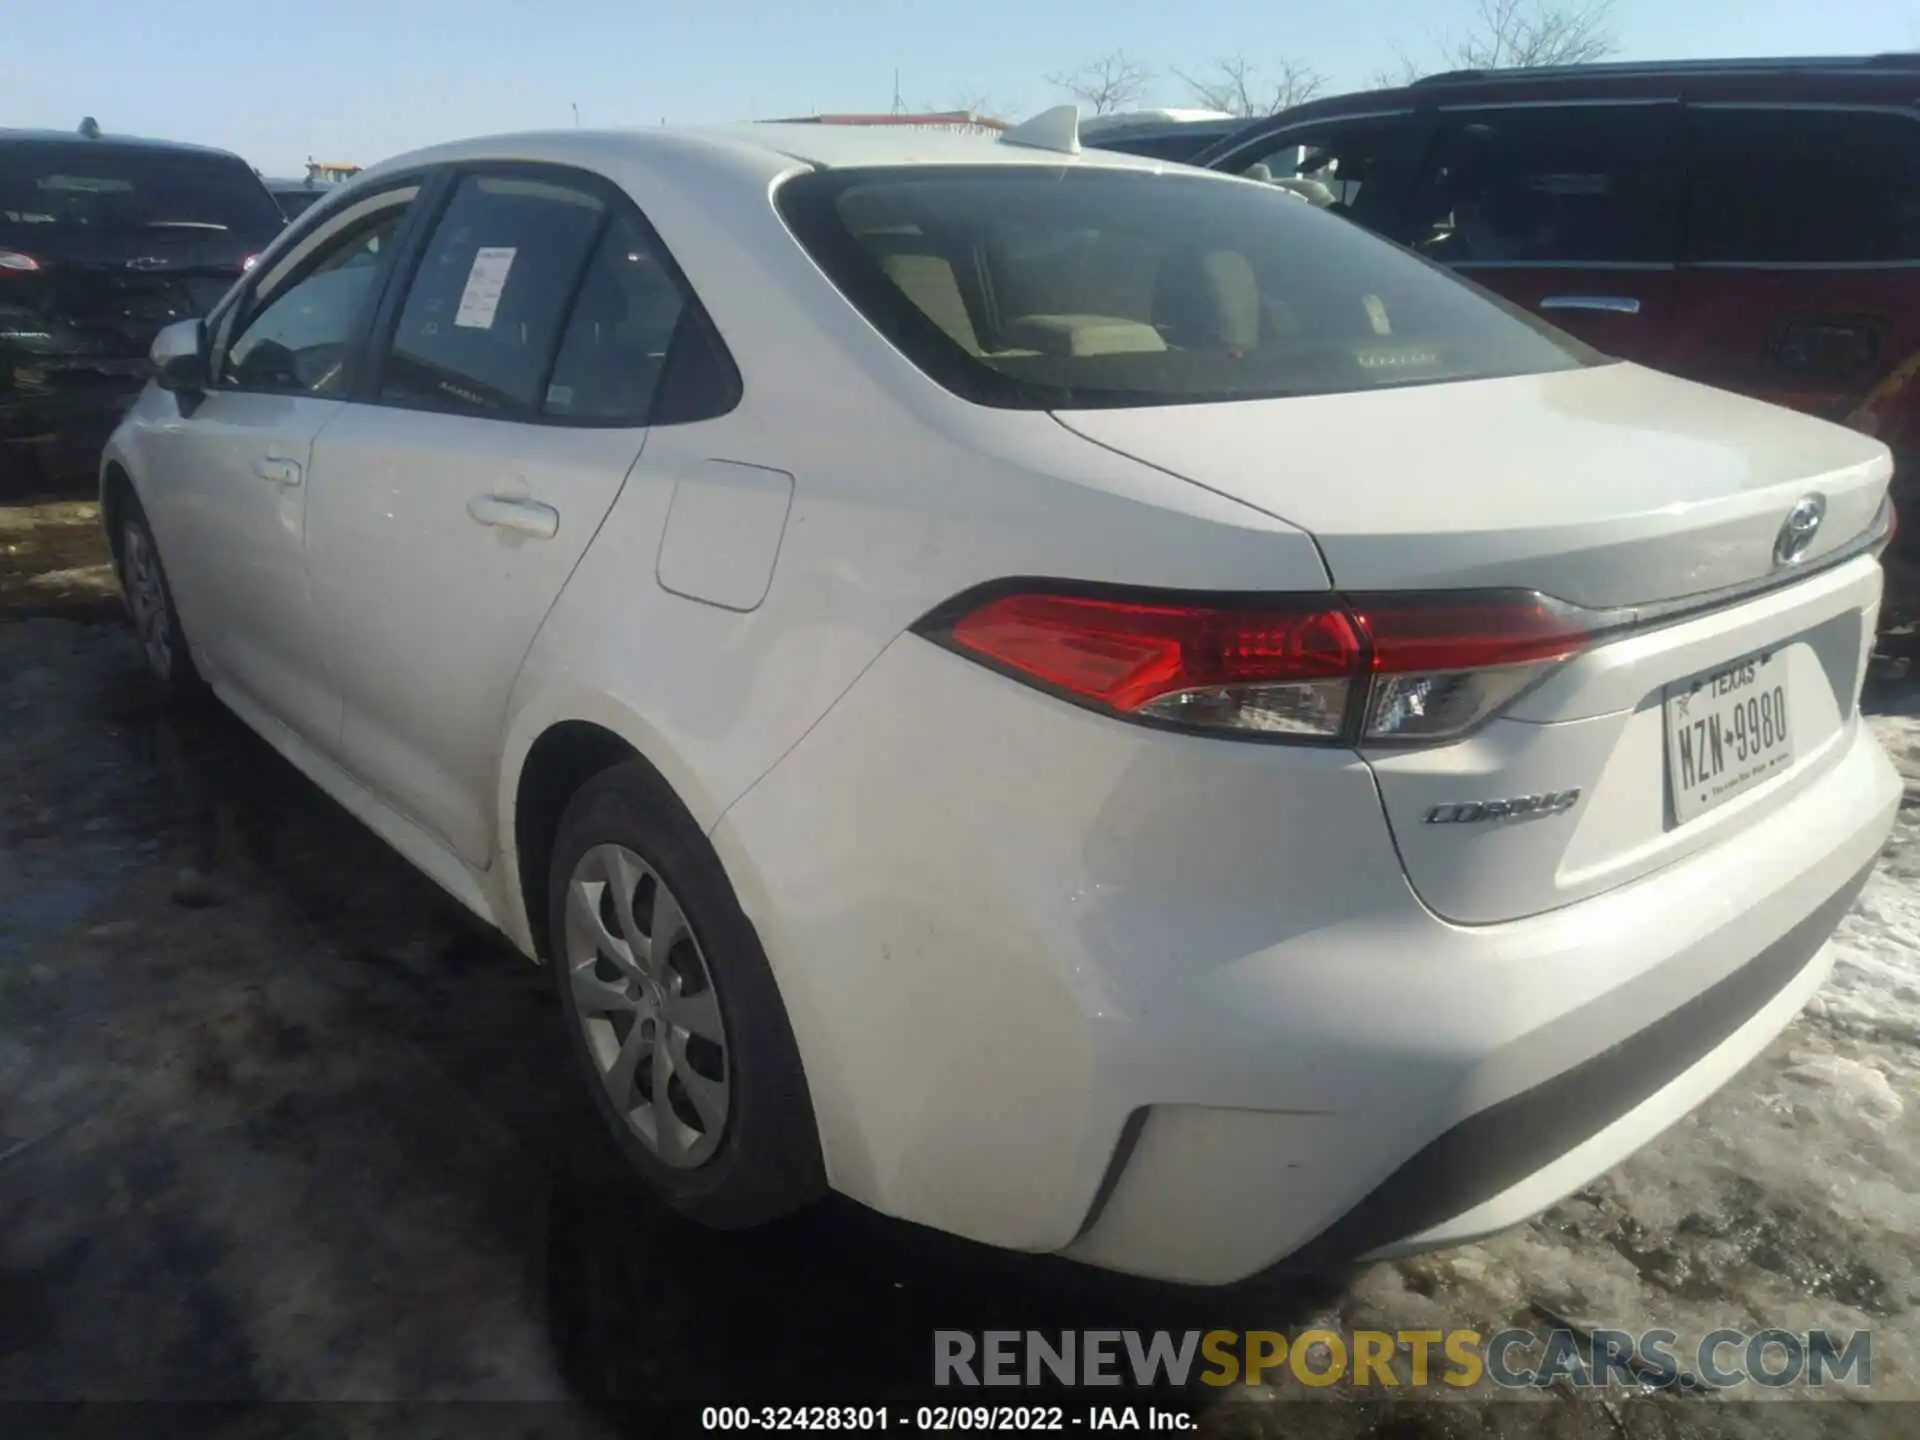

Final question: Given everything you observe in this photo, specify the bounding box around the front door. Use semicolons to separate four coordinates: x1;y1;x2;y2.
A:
141;185;420;749
1397;101;1684;366
305;169;691;865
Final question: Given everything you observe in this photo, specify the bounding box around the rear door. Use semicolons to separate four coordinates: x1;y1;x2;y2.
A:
1672;104;1920;449
1397;101;1684;365
304;166;685;865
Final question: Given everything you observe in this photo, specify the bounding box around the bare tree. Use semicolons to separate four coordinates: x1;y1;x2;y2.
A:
1375;0;1615;86
1175;55;1326;118
1046;51;1153;114
1445;0;1614;69
1369;49;1426;88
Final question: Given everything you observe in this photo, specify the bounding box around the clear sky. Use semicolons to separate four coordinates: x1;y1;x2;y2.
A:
3;0;1915;176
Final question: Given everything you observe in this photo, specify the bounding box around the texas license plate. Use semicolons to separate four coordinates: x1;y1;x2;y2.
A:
1664;651;1793;825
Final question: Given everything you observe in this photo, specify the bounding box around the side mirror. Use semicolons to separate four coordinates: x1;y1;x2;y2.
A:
150;318;207;395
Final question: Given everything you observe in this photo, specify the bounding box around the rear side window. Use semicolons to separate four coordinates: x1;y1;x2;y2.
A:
0;143;283;238
542;211;688;422
776;165;1596;411
1404;106;1680;265
378;173;606;418
1686;107;1920;264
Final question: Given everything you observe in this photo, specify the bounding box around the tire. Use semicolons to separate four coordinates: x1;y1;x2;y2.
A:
116;493;206;698
547;760;826;1228
0;442;35;499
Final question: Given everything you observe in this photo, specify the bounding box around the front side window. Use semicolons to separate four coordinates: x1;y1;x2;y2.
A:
1228;116;1409;216
221;195;412;394
1686;107;1920;265
777;165;1597;411
1404;106;1680;266
378;173;606;418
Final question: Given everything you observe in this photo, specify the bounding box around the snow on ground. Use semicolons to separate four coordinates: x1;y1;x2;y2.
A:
1817;713;1920;1044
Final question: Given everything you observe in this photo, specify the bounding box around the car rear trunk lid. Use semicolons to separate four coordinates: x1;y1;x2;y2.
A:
1054;361;1892;923
1052;362;1890;612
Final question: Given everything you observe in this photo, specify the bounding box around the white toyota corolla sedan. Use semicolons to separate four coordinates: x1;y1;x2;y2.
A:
102;110;1900;1285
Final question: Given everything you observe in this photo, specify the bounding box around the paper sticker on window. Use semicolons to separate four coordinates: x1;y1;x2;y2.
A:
1362;294;1392;336
454;246;516;329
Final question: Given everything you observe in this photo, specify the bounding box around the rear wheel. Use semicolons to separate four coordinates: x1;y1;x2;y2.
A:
117;495;205;698
547;760;825;1227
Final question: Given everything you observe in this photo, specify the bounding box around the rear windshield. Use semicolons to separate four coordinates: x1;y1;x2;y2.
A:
1086;128;1237;163
776;165;1599;409
0;144;284;238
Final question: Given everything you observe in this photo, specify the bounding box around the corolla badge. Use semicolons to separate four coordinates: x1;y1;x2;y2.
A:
1424;790;1581;824
1773;494;1826;567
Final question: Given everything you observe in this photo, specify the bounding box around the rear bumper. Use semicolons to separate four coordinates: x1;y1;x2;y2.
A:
715;635;1900;1285
1230;856;1867;1276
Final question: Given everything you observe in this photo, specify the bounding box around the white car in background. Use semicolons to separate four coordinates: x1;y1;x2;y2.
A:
102;109;1899;1285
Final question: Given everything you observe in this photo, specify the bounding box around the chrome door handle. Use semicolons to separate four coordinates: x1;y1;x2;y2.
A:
255;456;302;485
467;494;559;539
1539;295;1641;316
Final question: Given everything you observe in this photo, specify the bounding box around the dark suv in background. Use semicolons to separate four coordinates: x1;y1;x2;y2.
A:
2;122;283;489
1193;55;1920;530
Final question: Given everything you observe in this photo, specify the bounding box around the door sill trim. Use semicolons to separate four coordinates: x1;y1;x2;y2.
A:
212;679;501;929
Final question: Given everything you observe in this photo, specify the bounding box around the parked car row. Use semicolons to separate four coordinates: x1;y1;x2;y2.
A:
99;102;1897;1284
1;122;285;487
1;122;351;488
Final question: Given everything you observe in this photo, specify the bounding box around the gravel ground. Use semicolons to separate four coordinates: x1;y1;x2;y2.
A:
1;496;1916;1438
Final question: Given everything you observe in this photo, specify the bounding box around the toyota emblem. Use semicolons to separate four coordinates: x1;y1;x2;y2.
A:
1773;494;1826;567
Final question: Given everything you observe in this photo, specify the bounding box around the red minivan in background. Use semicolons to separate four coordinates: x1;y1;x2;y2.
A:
1192;56;1920;544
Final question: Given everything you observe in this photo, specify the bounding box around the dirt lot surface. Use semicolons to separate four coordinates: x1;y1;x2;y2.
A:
2;494;1917;1438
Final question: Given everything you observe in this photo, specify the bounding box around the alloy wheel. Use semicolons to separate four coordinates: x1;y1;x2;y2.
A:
122;523;174;681
564;843;731;1168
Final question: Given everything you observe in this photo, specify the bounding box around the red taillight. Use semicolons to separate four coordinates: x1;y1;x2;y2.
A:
950;593;1359;708
0;249;41;273
1354;596;1590;674
923;585;1595;744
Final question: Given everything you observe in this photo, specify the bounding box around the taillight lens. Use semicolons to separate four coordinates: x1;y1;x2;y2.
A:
947;592;1362;737
0;249;41;273
920;584;1595;745
1354;594;1590;743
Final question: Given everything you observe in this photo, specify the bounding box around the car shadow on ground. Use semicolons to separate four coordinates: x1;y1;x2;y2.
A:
158;695;1350;1426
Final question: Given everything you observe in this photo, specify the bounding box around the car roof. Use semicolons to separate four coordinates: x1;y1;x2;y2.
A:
0;127;249;162
1237;52;1920;132
1404;51;1920;89
362;121;1225;187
